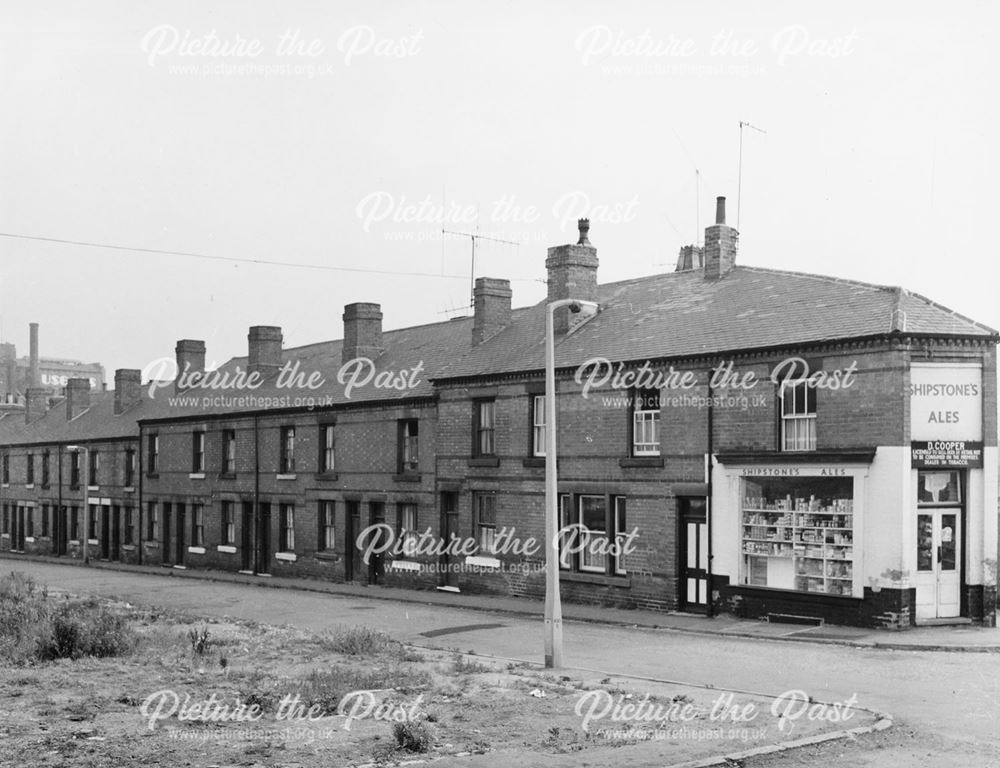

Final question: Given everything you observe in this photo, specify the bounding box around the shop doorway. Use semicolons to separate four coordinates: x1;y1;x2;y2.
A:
678;497;709;613
915;471;963;621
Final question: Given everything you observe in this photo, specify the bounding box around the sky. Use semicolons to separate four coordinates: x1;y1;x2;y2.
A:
0;1;997;377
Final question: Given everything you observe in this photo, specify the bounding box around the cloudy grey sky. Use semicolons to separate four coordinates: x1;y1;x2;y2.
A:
1;1;996;377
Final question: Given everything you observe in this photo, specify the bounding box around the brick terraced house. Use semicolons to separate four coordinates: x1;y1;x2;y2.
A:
1;199;996;628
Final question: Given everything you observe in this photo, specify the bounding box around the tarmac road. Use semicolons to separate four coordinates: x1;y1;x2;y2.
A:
4;560;998;767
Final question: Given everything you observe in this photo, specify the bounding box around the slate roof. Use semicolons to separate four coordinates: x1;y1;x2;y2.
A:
433;266;997;380
0;263;993;445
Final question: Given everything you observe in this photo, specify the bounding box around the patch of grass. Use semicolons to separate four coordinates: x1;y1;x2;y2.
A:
392;719;434;752
451;653;491;674
0;573;134;664
317;625;396;656
293;664;432;710
187;625;211;655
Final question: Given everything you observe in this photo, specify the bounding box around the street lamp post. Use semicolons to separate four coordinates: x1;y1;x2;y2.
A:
66;445;89;565
544;298;598;669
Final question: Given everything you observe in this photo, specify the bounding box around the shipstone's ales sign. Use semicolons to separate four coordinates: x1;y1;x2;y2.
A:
911;440;984;469
909;363;982;442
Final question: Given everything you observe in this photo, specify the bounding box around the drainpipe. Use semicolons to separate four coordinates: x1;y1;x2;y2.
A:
57;445;63;555
253;413;260;574
137;430;144;566
706;370;715;618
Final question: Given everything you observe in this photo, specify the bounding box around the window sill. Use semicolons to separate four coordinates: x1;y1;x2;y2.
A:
88;485;99;492
559;571;630;587
275;551;297;562
187;546;206;554
314;472;339;482
389;559;421;572
24;536;35;543
25;483;34;490
189;473;206;480
465;555;501;569
731;584;862;601
145;473;158;480
314;551;339;562
41;483;51;490
468;457;500;468
393;473;422;483
0;483;7;488
619;457;664;468
217;545;237;554
122;544;136;551
276;474;297;481
522;457;546;468
123;486;135;493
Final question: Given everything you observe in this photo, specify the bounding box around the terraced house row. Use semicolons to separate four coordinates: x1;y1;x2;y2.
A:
2;201;997;628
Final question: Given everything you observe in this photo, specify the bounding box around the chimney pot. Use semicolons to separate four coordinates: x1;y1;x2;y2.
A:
577;218;591;246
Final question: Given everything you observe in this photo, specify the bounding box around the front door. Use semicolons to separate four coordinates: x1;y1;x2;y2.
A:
368;502;386;584
679;497;709;613
241;501;253;572
345;501;361;581
439;492;460;589
916;510;961;620
110;505;121;561
162;502;172;565
257;502;271;574
14;505;24;551
101;504;111;559
174;503;186;566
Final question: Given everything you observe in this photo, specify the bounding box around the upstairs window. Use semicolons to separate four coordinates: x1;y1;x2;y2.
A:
1;453;8;484
192;431;205;473
42;451;50;487
531;395;545;457
70;452;81;488
222;429;237;474
147;434;159;475
26;453;34;485
88;451;99;486
631;388;661;456
474;400;496;457
399;419;419;473
279;426;296;474
319;425;335;473
780;381;817;451
124;449;135;487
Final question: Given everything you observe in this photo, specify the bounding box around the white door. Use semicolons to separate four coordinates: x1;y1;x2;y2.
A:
915;510;961;620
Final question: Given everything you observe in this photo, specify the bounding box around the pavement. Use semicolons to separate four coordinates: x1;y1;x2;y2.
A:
3;552;999;652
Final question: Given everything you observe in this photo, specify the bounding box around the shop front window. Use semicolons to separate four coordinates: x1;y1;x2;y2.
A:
741;475;854;596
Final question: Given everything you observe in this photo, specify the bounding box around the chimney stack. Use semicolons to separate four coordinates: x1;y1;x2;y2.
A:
25;387;48;424
546;218;599;334
66;378;91;420
342;303;383;364
114;369;142;415
174;339;206;391
247;326;283;378
703;196;738;280
472;278;512;345
29;322;39;387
